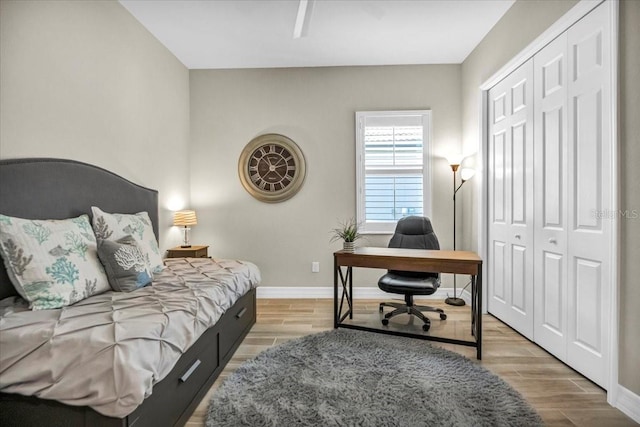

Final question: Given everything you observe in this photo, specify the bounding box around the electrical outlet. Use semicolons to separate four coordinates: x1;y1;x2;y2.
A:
311;262;320;273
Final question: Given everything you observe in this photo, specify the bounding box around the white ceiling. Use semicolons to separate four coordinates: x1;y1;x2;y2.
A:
119;0;515;70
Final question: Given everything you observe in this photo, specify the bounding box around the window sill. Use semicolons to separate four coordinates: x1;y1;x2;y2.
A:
360;230;394;235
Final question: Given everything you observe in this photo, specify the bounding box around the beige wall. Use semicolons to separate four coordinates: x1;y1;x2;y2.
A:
618;0;640;396
189;65;461;287
0;0;191;251
461;0;640;395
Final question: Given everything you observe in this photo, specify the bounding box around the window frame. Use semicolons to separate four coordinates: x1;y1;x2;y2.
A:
355;110;433;234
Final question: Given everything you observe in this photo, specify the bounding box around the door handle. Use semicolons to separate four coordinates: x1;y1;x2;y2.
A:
514;234;521;239
180;359;201;383
549;238;557;244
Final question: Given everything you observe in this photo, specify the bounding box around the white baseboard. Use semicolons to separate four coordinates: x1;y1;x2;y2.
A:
614;384;640;423
256;286;471;304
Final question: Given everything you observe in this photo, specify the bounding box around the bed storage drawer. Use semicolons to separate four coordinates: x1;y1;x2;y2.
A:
127;326;219;427
219;290;256;359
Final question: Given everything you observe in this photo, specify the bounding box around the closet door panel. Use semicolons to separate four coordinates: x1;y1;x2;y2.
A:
542;108;564;227
573;257;602;352
489;84;512;319
566;3;611;388
511;121;527;224
534;33;569;359
573;90;603;230
542;252;564;334
492;131;507;224
492;241;507;302
511;245;527;313
488;59;534;339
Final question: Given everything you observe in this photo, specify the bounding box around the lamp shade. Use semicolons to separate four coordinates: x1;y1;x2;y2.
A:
460;168;475;181
173;210;197;226
446;153;464;166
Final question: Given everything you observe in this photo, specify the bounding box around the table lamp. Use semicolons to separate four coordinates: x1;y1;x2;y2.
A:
174;210;197;248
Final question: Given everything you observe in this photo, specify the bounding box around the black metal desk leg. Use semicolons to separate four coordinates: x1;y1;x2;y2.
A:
471;274;476;336
349;266;353;319
333;256;338;328
477;264;483;360
335;264;354;326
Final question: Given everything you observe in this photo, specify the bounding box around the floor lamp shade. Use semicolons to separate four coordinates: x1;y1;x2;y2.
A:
460;168;475;182
446;153;464;170
174;210;197;247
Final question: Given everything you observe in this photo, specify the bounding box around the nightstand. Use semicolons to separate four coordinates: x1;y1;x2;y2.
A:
166;245;209;258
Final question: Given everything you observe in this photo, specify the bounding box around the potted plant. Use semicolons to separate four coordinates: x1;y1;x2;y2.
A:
330;218;363;252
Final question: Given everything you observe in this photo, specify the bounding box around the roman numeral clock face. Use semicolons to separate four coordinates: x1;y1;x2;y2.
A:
238;134;306;203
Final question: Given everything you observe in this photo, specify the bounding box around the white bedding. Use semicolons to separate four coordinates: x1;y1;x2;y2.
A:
0;257;260;418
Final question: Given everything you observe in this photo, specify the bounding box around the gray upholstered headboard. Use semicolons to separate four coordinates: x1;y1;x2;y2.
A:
0;158;159;300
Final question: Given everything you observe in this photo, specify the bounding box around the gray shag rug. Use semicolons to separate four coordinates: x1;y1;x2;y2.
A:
206;329;542;427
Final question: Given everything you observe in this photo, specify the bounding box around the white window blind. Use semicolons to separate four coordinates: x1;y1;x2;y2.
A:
356;111;432;233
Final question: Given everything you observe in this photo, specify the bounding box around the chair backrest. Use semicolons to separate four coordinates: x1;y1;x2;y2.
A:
388;216;439;278
388;216;440;250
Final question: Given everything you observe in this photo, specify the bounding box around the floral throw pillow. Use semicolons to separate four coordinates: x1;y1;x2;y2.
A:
97;235;153;292
91;207;163;273
0;214;110;310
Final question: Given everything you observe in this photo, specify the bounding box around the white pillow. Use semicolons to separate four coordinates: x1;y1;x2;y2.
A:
91;207;163;273
0;214;110;310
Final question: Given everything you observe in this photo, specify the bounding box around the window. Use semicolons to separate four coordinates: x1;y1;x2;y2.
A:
355;110;432;234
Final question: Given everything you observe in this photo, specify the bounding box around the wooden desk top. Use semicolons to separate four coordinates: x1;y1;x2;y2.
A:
334;247;482;275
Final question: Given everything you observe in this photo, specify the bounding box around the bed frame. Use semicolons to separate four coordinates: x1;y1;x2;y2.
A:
0;158;257;426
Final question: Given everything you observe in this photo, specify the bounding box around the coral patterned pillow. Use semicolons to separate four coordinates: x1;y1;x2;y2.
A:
97;235;153;292
0;214;110;310
91;207;163;273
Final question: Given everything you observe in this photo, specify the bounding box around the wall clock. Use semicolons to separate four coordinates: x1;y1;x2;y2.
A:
238;134;306;203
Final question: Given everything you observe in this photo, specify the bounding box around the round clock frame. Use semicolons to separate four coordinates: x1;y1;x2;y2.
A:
238;134;307;203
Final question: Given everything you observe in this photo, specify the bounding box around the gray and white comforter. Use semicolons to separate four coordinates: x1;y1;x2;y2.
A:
0;257;260;418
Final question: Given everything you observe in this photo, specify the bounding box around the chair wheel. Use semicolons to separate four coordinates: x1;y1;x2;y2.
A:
440;313;447;320
381;318;389;326
422;323;431;332
379;306;384;313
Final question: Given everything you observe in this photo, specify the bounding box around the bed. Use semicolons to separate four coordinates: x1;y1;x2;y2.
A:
0;158;260;426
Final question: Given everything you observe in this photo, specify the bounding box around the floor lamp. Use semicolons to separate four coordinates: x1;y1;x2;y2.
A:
445;157;475;306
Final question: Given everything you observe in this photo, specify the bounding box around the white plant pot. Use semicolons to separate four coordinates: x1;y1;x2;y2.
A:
343;241;355;252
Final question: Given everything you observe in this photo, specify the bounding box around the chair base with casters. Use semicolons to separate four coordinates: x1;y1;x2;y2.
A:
379;295;447;332
378;272;447;332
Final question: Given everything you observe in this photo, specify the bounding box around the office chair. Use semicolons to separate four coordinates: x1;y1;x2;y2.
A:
378;216;446;332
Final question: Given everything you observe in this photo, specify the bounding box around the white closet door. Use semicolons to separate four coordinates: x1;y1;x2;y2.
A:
533;33;569;360
488;1;612;390
566;4;611;389
488;59;535;339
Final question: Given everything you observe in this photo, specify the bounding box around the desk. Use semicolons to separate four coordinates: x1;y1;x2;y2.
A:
333;247;483;359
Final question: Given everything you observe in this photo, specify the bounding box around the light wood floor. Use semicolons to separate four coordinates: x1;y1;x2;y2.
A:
186;299;637;427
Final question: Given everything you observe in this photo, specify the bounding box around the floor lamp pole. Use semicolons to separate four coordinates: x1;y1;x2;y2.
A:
446;163;466;307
